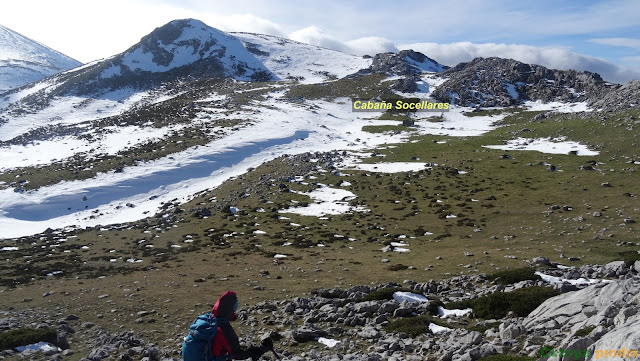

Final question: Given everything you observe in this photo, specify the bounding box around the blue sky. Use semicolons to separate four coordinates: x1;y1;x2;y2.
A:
1;0;639;82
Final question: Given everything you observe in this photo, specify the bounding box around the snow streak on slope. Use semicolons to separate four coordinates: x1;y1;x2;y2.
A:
233;32;371;84
0;25;81;93
0;88;150;142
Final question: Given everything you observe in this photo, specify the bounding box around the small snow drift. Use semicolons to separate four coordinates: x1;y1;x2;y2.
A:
483;137;599;156
279;184;368;217
393;291;428;303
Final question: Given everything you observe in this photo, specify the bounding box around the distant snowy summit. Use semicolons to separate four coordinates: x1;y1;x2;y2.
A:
0;18;450;104
0;24;81;93
100;19;273;82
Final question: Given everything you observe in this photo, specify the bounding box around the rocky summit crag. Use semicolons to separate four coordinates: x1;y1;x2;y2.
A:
431;57;614;107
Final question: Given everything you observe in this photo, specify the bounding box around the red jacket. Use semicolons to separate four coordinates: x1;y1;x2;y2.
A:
210;291;263;360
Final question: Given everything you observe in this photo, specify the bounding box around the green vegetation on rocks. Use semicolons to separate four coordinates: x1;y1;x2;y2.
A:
489;267;541;285
446;287;561;319
0;328;57;350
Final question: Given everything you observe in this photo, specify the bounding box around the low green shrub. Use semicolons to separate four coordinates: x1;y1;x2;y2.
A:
385;315;431;337
0;328;57;350
619;251;640;267
478;355;536;361
387;264;409;271
575;325;596;338
426;298;445;316
489;267;541;285
445;286;560;319
359;287;413;302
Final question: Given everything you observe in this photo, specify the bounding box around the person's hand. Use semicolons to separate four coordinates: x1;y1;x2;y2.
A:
261;337;273;350
249;347;265;361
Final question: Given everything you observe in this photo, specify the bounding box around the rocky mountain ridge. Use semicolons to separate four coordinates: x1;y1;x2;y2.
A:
430;57;615;108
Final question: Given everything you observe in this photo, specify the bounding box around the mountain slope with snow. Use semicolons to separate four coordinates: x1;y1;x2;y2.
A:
0;24;81;93
233;32;372;84
0;19;273;109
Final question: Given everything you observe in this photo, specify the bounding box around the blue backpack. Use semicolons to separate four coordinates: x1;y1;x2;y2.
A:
182;313;228;361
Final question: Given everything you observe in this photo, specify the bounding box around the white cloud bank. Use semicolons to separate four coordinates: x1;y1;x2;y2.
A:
284;27;640;84
589;37;640;51
288;26;397;56
397;42;640;84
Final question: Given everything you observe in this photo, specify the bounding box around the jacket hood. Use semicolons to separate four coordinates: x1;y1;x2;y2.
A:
212;290;237;321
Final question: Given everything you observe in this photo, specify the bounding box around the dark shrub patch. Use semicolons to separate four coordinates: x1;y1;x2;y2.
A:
489;267;541;285
479;355;536;361
446;286;560;319
387;264;409;271
360;287;413;302
618;251;640;267
0;328;57;350
385;315;431;337
426;298;445;316
575;325;596;338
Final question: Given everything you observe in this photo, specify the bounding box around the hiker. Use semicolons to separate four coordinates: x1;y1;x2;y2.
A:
183;290;273;361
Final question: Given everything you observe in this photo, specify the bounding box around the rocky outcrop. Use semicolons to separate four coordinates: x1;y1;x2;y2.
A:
431;57;613;107
347;49;447;92
588;79;640;112
365;50;447;76
525;276;640;361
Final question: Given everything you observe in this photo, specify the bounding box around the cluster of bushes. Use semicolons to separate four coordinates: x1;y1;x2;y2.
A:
445;286;561;319
359;287;413;302
488;267;541;285
619;251;640;267
384;315;432;337
0;328;57;350
478;355;536;361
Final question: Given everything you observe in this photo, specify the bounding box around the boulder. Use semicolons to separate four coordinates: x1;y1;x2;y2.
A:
524;277;640;333
354;301;380;315
585;313;640;361
378;300;399;314
357;326;380;339
532;256;552;266
292;324;328;343
604;261;627;276
499;321;526;340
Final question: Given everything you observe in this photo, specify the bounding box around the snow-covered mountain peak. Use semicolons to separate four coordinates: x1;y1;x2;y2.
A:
0;24;81;93
104;19;271;80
